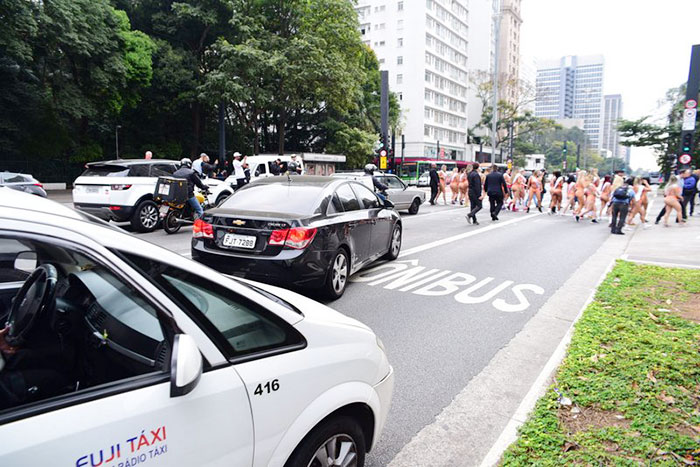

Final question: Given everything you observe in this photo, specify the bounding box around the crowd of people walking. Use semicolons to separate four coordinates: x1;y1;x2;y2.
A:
427;162;700;234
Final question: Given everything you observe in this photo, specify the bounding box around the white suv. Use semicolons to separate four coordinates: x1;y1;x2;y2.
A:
72;160;179;232
0;187;393;467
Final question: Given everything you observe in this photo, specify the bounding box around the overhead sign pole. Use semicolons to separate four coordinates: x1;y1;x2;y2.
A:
678;44;700;170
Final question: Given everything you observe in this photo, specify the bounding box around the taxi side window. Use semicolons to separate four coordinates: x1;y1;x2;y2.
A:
120;253;305;360
0;236;172;417
351;183;381;209
335;184;361;212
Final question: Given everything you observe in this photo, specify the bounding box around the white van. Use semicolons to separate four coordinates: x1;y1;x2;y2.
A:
206;155;305;206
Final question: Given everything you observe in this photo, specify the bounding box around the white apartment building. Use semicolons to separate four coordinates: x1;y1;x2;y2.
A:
466;0;495;139
535;55;605;151
498;0;522;104
356;0;470;160
602;94;623;159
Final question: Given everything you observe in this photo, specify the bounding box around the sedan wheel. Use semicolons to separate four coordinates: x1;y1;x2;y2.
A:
383;224;402;260
408;198;421;215
324;250;349;300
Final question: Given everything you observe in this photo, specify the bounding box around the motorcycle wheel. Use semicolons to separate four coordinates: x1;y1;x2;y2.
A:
163;209;183;234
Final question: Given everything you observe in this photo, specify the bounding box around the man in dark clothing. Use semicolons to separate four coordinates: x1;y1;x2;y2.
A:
610;179;634;234
681;169;697;218
173;158;208;218
466;163;483;224
270;159;281;176
483;164;508;221
429;163;439;205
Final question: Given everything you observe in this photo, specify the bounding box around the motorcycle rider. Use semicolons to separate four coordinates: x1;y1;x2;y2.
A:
365;164;388;202
173;158;208;219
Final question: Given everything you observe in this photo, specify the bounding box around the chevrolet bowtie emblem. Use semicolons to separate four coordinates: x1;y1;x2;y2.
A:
231;219;246;226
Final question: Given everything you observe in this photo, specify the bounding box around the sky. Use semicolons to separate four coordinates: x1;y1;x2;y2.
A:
520;0;700;170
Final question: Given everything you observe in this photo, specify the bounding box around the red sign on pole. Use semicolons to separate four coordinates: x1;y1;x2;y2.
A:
440;147;445;159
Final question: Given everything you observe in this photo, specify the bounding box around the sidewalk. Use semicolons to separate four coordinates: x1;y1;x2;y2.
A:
623;214;700;269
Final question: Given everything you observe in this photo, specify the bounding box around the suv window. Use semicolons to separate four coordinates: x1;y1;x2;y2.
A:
351;183;381;209
335;184;361;212
120;253;304;358
127;165;150;177
150;164;176;177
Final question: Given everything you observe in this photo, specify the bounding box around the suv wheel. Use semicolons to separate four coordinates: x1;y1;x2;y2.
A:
216;191;231;207
131;200;159;232
285;416;365;467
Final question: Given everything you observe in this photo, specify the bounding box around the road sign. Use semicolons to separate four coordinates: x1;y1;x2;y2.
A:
682;108;697;131
686;99;697;109
507;159;512;170
439;147;445;159
379;156;388;170
679;154;692;164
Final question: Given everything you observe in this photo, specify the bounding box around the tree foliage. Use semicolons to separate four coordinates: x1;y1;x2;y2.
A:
2;0;395;178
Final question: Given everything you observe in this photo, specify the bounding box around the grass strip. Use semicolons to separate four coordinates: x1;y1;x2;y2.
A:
501;260;700;466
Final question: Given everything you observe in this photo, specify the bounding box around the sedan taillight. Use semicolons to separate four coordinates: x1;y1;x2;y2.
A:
269;227;317;249
193;219;214;239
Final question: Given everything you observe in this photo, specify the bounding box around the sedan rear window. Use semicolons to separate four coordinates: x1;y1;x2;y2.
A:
221;183;323;214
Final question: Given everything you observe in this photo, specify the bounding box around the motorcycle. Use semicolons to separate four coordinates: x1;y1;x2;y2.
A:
161;189;212;234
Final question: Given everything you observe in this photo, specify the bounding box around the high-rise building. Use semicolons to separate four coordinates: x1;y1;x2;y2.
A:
356;0;470;160
535;55;605;151
466;0;496;138
498;0;522;104
602;94;623;159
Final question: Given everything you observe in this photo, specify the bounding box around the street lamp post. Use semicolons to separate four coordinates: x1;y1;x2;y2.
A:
115;125;122;159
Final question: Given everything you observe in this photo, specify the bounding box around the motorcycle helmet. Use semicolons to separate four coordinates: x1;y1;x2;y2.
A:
364;163;377;175
180;157;192;168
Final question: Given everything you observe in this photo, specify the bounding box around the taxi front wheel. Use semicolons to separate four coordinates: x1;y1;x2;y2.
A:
285;415;365;467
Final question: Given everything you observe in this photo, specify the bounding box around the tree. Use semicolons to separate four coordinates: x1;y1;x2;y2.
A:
469;71;557;151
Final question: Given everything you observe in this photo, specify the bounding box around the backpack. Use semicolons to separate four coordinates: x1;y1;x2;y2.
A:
612;186;629;201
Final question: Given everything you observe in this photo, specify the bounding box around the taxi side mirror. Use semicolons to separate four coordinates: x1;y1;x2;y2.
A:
170;334;202;397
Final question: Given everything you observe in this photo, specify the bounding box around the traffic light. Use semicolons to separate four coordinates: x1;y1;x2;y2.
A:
682;131;693;153
562;145;568;155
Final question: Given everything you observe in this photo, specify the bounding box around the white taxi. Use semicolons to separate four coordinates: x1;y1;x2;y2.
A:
0;188;393;466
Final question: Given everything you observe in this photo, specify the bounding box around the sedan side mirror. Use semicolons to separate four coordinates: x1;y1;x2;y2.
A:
383;199;395;209
14;251;37;273
170;334;203;397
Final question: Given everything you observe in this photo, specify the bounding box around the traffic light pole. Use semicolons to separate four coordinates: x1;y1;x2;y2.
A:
678;44;700;170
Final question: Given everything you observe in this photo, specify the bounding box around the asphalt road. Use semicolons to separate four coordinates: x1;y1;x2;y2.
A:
50;190;610;465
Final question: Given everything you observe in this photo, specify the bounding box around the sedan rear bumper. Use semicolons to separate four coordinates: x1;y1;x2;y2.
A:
191;240;333;289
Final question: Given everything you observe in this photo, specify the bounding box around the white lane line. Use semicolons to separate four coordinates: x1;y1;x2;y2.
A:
399;212;544;258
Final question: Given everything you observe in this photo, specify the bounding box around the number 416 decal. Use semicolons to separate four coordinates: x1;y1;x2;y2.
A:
254;379;279;396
